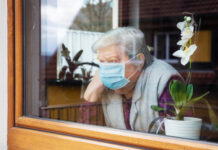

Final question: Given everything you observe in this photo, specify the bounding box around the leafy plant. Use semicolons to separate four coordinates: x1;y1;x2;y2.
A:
59;44;99;81
151;80;210;120
150;15;218;130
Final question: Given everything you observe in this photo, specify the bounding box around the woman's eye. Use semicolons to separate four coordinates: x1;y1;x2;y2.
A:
109;60;119;63
111;58;121;63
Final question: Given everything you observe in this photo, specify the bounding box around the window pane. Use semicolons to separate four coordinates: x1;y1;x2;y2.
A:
169;33;180;60
156;34;166;59
23;0;218;144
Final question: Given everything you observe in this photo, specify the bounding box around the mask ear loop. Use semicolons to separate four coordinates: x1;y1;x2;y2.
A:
126;69;139;80
125;55;143;80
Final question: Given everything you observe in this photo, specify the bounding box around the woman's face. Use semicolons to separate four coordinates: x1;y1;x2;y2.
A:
97;44;144;94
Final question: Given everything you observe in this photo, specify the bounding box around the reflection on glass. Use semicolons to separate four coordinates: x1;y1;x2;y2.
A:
23;0;218;143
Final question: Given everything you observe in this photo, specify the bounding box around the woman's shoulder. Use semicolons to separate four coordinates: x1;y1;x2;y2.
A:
146;58;178;75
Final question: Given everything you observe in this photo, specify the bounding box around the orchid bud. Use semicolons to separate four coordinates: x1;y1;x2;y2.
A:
184;16;191;22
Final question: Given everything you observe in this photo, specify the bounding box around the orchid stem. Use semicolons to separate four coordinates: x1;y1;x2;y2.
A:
186;58;192;85
186;39;192;85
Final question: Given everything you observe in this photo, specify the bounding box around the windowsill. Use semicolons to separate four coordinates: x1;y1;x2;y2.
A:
15;116;218;149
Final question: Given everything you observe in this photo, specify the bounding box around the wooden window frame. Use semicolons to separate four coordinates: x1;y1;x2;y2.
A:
7;0;218;149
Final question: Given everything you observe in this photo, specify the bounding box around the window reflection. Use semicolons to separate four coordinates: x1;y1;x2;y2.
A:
23;0;218;143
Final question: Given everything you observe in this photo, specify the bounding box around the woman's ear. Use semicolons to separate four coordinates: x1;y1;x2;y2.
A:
137;53;145;70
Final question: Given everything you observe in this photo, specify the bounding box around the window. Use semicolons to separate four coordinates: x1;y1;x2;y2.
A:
8;0;218;149
154;32;179;63
154;31;212;64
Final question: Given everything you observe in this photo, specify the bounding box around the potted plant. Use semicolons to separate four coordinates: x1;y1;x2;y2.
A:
46;44;99;106
59;44;99;81
150;15;218;140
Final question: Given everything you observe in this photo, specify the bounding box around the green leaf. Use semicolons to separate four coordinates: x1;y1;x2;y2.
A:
186;84;193;101
73;49;83;62
178;91;210;120
190;91;210;103
81;68;86;76
202;99;218;131
169;80;177;103
151;105;165;112
61;44;70;58
169;80;187;107
215;125;218;131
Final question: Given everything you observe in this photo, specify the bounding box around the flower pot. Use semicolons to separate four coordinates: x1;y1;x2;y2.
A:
164;117;202;140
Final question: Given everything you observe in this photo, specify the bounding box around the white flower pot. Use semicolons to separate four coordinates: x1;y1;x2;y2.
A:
164;117;202;140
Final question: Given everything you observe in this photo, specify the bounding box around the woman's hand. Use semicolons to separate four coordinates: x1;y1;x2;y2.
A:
83;69;105;102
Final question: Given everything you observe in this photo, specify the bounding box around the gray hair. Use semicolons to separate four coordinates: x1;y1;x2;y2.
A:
92;27;153;68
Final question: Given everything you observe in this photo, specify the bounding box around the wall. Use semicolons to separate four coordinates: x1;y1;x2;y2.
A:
192;30;212;62
0;0;8;150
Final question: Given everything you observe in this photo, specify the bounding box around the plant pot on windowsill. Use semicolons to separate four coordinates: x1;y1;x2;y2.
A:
164;117;202;140
150;80;217;140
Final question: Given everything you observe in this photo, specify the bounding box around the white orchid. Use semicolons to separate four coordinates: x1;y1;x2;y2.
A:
176;16;194;45
173;44;197;66
181;26;194;39
176;16;192;31
177;21;186;31
177;26;194;46
177;39;188;46
173;16;197;66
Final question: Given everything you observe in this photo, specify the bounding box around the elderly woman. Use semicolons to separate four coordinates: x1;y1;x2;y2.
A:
83;27;181;132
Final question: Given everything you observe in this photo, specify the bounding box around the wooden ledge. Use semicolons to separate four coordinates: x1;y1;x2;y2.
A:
16;116;218;150
8;127;141;150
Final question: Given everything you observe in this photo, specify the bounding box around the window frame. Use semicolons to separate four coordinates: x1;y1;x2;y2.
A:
154;32;179;63
7;0;218;149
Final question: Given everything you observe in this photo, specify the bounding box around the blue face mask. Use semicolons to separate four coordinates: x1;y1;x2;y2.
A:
99;62;130;90
99;57;141;90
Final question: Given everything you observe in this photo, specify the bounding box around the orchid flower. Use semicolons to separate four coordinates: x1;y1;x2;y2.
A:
177;26;194;46
173;16;197;66
177;16;192;30
177;21;186;31
173;44;197;65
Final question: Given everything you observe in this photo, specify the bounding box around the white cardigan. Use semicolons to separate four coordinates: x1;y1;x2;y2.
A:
101;58;180;132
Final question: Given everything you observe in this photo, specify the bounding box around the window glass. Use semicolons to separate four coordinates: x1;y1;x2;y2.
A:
155;33;166;59
23;0;218;143
169;33;180;60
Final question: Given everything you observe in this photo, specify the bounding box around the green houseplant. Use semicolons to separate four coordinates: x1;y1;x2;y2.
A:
59;44;99;81
150;15;218;140
46;44;99;107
